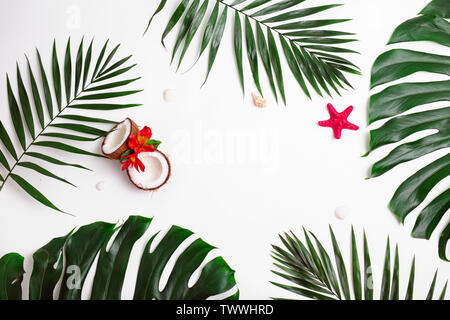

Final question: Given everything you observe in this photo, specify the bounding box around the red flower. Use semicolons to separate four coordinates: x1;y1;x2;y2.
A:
121;153;145;172
120;126;161;173
128;126;155;153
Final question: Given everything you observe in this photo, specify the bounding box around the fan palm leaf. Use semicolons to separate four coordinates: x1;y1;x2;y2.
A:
144;0;360;103
271;226;448;300
365;0;450;261
0;215;239;300
0;37;142;213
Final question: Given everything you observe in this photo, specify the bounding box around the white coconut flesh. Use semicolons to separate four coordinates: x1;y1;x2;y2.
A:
128;151;170;190
102;119;131;155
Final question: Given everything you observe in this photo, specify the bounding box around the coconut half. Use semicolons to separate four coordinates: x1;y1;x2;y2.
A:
102;118;139;160
127;150;171;191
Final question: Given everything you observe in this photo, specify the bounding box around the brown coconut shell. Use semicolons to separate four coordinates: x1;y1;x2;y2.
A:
127;150;171;191
102;118;139;160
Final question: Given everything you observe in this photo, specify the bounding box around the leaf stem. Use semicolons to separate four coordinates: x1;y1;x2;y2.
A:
219;1;311;50
220;1;284;37
216;1;326;71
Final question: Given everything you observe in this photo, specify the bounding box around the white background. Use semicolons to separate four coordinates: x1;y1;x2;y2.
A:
0;0;448;300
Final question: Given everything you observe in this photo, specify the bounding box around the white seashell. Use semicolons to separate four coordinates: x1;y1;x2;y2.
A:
96;181;106;191
252;92;267;108
163;89;176;103
335;206;351;220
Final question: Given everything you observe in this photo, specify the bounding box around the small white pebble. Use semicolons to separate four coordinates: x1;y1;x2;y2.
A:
335;206;351;220
96;181;106;191
163;89;176;103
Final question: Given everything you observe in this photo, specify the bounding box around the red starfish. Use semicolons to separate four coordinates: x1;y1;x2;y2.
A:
319;103;359;139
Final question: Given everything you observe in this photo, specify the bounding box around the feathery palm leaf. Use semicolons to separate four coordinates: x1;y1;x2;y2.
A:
365;0;450;261
0;38;142;213
271;226;448;300
145;0;360;103
0;215;239;300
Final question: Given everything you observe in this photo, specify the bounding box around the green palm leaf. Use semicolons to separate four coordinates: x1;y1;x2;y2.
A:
0;38;142;213
271;226;448;300
145;0;359;103
366;0;450;261
0;215;239;300
350;227;361;300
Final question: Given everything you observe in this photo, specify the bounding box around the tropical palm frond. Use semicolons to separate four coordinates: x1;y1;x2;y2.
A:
0;215;239;300
0;37;142;213
145;0;360;103
365;0;450;261
271;226;448;300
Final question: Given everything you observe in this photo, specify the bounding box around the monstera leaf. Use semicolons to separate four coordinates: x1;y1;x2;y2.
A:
145;0;360;103
271;226;448;300
0;38;142;213
0;253;24;300
366;0;450;261
0;215;239;300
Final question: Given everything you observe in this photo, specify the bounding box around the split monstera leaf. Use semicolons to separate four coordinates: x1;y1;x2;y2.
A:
0;37;142;214
145;0;360;103
366;0;450;261
0;215;239;300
